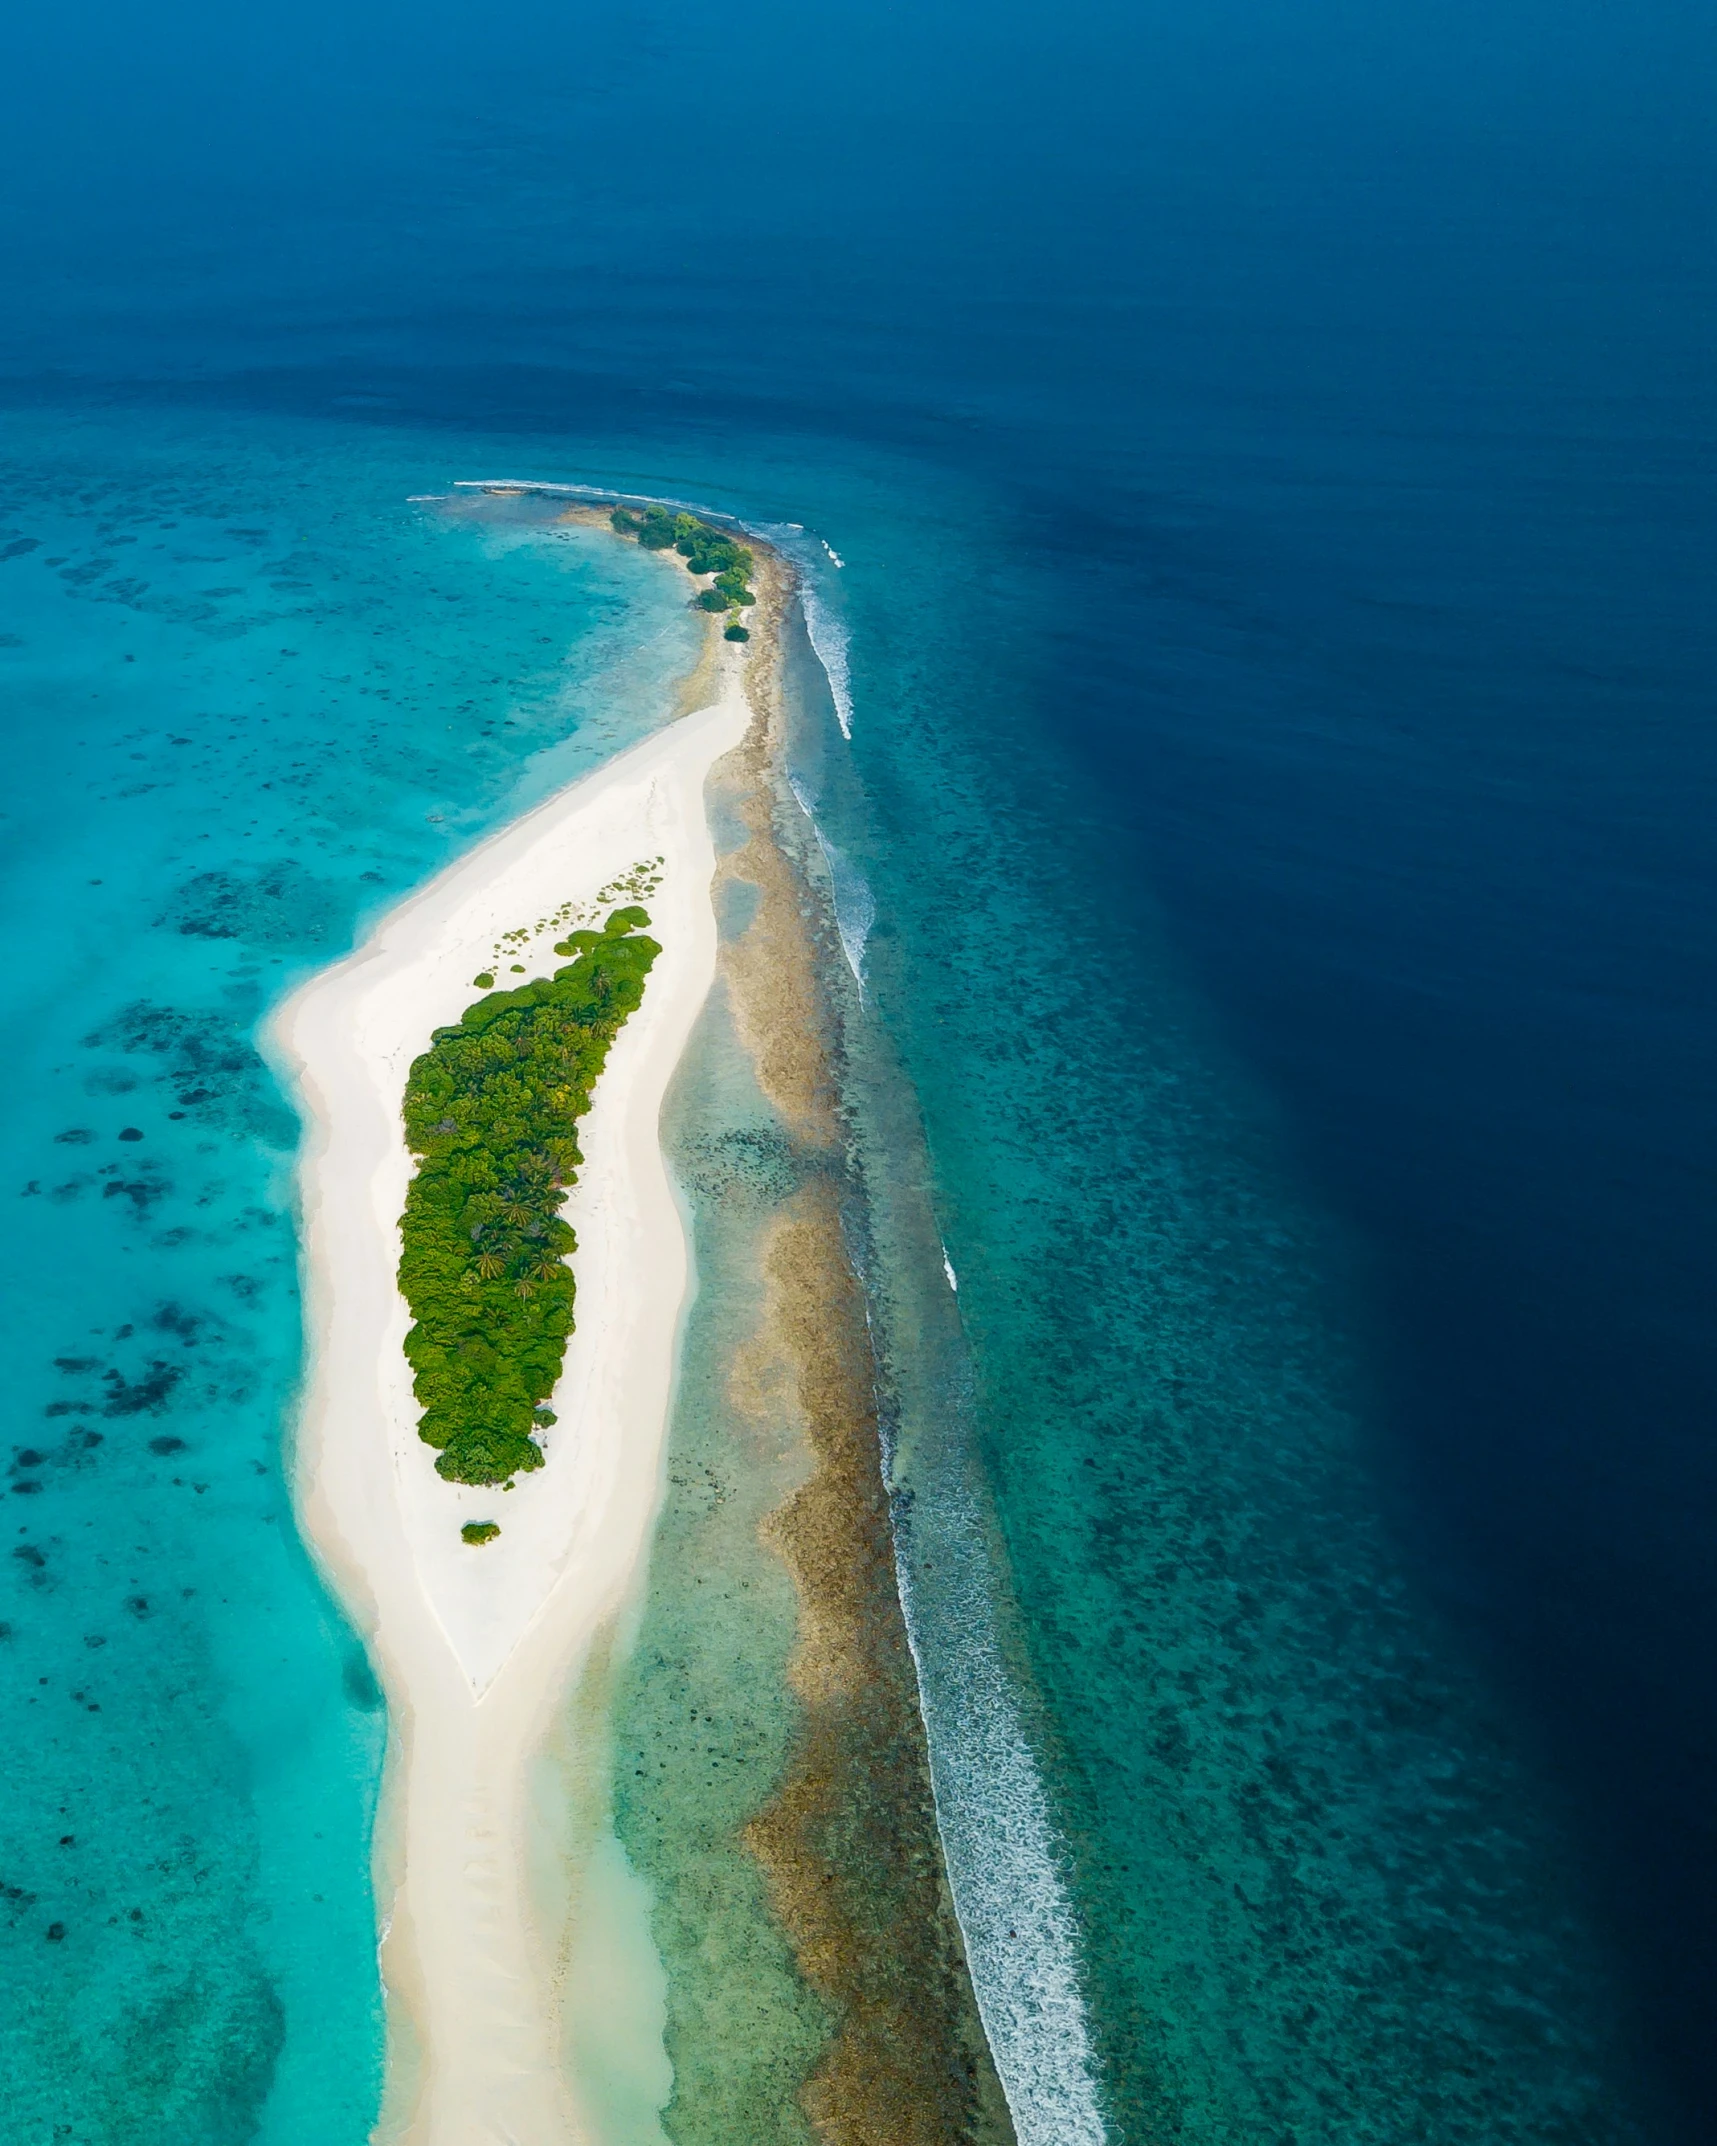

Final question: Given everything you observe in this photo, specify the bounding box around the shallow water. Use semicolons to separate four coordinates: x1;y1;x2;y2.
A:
0;420;698;2140
611;970;827;2144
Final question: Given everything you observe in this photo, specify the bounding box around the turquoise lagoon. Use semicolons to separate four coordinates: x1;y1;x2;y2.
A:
0;398;1671;2144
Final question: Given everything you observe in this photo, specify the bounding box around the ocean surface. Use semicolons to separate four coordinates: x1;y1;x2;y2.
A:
2;0;1715;2138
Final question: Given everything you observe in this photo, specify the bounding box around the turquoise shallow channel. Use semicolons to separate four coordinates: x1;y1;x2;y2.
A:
0;410;700;2143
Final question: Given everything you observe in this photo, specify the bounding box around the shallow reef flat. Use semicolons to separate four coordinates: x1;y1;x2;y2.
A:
610;545;1013;2146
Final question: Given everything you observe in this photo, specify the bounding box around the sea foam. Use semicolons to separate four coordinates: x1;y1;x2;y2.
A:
895;1482;1108;2146
791;584;1109;2146
796;574;854;740
788;773;874;987
761;524;856;740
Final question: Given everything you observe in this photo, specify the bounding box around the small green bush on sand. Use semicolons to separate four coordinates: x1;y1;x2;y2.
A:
636;509;679;551
461;1521;501;1545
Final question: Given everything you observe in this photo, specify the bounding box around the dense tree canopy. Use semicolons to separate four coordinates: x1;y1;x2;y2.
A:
610;504;756;616
397;908;658;1486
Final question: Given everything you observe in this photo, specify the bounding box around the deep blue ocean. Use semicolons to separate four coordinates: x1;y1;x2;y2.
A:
1;0;1714;2139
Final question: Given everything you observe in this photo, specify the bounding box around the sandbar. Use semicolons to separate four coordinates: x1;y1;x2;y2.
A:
271;638;751;2145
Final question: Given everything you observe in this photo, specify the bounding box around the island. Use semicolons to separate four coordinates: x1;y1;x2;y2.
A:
272;499;1013;2146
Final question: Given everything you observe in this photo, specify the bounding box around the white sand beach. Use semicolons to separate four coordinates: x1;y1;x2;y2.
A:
270;642;751;2146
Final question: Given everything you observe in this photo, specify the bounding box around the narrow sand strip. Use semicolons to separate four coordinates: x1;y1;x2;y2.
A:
271;645;751;2146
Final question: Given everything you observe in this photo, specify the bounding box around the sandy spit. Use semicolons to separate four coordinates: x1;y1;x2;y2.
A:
270;638;750;2146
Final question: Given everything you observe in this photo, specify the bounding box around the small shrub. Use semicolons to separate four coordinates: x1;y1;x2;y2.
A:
713;568;754;606
636;505;679;550
461;1521;501;1545
724;624;750;642
472;971;495;988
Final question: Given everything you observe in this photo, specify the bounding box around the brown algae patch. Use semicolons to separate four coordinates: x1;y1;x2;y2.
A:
741;1188;1014;2146
713;552;843;1151
567;511;1009;2143
712;543;1014;2145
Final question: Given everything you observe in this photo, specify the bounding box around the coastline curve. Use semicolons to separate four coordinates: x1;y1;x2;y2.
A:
270;654;749;2145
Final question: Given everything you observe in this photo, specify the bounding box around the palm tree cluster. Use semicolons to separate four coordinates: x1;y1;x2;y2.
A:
396;907;658;1486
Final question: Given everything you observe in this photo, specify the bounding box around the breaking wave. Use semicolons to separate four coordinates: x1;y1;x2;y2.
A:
894;1480;1108;2146
788;774;874;987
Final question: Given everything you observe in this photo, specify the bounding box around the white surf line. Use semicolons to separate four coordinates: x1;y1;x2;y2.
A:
895;1481;1109;2146
271;649;750;2146
782;572;1106;2140
450;478;740;525
785;773;874;990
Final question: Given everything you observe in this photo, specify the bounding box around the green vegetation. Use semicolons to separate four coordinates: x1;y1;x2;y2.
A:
479;861;663;979
461;1521;501;1546
723;625;750;643
601;859;664;903
609;504;757;628
552;905;650;959
713;568;755;607
397;908;660;1486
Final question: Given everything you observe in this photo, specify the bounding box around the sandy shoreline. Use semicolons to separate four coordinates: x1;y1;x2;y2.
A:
270;498;1012;2146
271;633;750;2146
